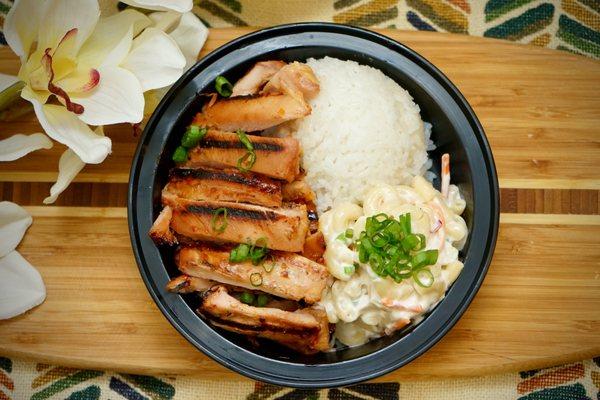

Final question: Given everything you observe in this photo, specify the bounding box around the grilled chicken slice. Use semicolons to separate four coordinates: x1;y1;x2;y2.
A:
261;62;320;102
282;179;319;232
162;193;309;252
198;286;330;354
166;274;300;312
165;167;283;207
185;130;300;182
302;231;326;264
193;93;310;132
231;60;286;97
176;245;329;303
149;206;177;245
166;275;213;293
282;180;316;204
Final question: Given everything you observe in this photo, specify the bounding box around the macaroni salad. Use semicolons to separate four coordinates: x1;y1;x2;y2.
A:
319;176;468;346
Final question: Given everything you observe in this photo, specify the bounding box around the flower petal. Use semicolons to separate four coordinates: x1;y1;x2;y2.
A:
167;12;208;71
3;0;41;60
0;201;32;258
0;73;20;92
21;85;51;107
148;11;181;31
121;28;185;91
77;9;151;68
43;149;85;204
71;66;144;125
120;0;193;12
37;0;100;53
32;101;112;164
0;133;53;162
56;68;100;94
0;251;46;320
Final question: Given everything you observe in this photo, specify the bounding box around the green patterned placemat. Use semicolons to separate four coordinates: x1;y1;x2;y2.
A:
1;356;599;399
185;0;599;58
0;0;598;58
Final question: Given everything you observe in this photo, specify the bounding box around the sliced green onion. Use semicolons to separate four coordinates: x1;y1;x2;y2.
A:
385;220;403;241
254;237;268;248
215;75;232;97
236;151;256;172
239;291;255;305
230;240;269;265
415;234;427;251
401;234;420;252
413;268;434;288
236;130;254;152
210;208;228;234
371;232;389;248
172;146;188;163
400;213;412;235
345;228;354;238
256;294;269;307
336;233;346;241
249;237;268;265
235;129;257;172
250;272;263;286
355;212;439;286
229;243;250;262
250;248;267;265
344;265;355;275
412;250;438;269
263;260;275;273
181;125;207;148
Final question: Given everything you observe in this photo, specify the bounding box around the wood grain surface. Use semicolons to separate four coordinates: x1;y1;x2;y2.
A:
0;28;599;381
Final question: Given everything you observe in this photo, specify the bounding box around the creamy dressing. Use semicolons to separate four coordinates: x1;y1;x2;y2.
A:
318;176;468;346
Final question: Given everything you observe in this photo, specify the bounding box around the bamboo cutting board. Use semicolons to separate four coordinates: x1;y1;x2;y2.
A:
0;28;599;382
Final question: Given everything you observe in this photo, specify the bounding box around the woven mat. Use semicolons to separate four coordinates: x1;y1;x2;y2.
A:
187;0;600;59
1;356;599;399
1;0;599;399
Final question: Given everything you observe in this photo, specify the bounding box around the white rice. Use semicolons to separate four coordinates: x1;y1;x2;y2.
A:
289;57;432;213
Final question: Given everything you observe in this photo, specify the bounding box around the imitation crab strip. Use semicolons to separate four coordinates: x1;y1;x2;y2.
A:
441;153;450;199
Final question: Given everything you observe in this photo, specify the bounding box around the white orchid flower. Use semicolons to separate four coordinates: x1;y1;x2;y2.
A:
142;11;208;116
149;11;209;71
0;202;46;320
0;133;53;162
3;0;186;202
120;0;193;12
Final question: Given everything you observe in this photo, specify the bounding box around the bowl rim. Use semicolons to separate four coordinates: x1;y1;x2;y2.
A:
128;22;500;388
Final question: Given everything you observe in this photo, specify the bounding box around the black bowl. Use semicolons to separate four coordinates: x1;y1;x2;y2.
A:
128;23;499;388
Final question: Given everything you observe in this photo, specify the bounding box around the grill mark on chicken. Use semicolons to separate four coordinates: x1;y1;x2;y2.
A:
201;138;283;152
185;130;300;182
170;168;280;194
161;194;309;252
166;168;282;207
176;245;329;303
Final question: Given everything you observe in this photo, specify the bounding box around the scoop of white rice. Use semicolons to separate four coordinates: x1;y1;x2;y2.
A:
290;57;432;213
